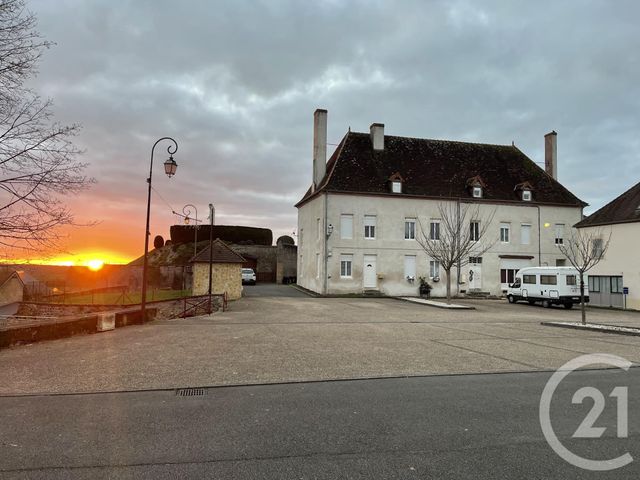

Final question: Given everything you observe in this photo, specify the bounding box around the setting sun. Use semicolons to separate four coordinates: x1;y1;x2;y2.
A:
86;259;105;271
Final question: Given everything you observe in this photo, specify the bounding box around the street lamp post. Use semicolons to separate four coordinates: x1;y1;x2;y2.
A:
208;203;214;313
182;204;199;257
141;137;178;322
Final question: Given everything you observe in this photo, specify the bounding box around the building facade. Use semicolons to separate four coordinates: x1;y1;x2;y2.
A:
190;239;245;300
296;110;585;297
575;181;640;310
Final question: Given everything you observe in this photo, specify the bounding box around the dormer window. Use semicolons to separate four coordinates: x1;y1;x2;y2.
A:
388;172;404;194
515;182;534;202
466;175;486;199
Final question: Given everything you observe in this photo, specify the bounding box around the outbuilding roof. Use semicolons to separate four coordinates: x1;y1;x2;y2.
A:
0;270;23;288
296;131;585;208
190;239;246;264
575;180;640;228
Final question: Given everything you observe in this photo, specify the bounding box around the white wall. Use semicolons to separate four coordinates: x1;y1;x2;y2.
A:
297;194;326;293
579;222;640;310
298;192;582;296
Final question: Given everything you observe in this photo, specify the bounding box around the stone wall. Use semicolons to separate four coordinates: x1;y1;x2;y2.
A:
276;243;298;283
17;302;118;317
192;263;242;299
16;295;224;320
3;295;226;348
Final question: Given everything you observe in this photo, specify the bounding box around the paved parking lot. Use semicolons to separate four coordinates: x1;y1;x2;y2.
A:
1;286;639;395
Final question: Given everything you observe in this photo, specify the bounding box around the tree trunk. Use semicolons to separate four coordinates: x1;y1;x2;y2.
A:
445;269;452;304
579;272;586;325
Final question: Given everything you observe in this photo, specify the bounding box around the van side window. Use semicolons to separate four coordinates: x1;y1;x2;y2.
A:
523;275;536;284
566;275;576;286
540;275;557;285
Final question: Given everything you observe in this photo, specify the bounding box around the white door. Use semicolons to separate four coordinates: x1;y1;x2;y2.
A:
468;265;482;290
363;255;377;288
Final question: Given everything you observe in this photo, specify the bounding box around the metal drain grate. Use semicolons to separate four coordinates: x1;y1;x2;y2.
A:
175;388;206;397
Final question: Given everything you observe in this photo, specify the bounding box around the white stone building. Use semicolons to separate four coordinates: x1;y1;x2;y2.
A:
295;109;586;297
574;181;640;310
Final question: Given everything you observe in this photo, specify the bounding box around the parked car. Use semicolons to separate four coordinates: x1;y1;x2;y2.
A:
506;266;588;309
242;268;256;285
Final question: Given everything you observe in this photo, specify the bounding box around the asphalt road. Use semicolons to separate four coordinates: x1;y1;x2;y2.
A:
2;369;638;479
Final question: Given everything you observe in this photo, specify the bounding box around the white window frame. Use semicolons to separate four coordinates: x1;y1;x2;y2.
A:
364;215;376;239
470;221;480;242
522;190;532;201
340;254;353;278
429;260;440;278
592;238;604;256
404;255;416;280
429;220;441;241
391;181;402;193
521;224;531;245
340;214;353;240
472;187;482;198
500;223;510;243
404;218;416;240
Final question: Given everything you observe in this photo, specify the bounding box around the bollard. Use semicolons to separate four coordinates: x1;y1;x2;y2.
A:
96;312;116;332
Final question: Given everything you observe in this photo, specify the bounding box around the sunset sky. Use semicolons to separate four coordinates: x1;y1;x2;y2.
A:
18;0;640;265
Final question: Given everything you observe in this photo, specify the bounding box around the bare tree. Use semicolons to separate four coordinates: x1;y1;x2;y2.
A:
417;201;496;304
557;228;610;325
0;0;92;255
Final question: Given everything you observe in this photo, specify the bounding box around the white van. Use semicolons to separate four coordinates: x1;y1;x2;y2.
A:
506;267;589;309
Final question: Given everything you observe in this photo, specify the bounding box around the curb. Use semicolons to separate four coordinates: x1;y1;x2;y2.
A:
541;321;640;337
396;297;475;310
290;284;320;297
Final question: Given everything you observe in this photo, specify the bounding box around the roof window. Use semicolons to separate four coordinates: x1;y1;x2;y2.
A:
466;175;486;199
388;172;404;194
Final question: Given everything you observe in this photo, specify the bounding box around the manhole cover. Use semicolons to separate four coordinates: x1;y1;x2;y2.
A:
176;388;206;397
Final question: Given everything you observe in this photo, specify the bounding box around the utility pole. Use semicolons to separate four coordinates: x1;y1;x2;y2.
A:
207;203;214;313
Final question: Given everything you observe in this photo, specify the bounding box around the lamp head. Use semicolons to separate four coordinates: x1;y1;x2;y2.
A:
164;156;178;177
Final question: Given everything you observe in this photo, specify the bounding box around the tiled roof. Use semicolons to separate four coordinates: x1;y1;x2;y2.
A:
190;239;245;264
575;180;640;228
296;131;586;207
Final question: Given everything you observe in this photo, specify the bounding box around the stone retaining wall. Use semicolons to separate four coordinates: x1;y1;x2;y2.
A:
2;295;225;349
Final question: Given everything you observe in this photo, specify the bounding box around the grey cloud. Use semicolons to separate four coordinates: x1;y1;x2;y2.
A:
28;0;640;252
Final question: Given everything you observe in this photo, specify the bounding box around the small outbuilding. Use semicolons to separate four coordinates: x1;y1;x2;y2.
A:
0;270;24;311
190;239;245;300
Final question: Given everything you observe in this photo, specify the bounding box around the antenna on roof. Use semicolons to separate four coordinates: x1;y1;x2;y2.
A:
512;141;515;146
348;126;351;132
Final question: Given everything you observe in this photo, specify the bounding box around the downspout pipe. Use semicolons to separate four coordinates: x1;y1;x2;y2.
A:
537;205;542;266
323;193;329;295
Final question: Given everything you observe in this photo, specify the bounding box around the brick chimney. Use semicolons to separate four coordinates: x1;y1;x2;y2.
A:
544;131;557;180
370;123;384;151
312;109;327;190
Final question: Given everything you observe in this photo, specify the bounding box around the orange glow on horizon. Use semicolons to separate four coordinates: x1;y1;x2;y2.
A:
1;252;134;267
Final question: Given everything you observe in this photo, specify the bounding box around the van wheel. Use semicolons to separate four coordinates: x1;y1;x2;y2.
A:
542;300;552;308
563;303;573;310
507;295;515;304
